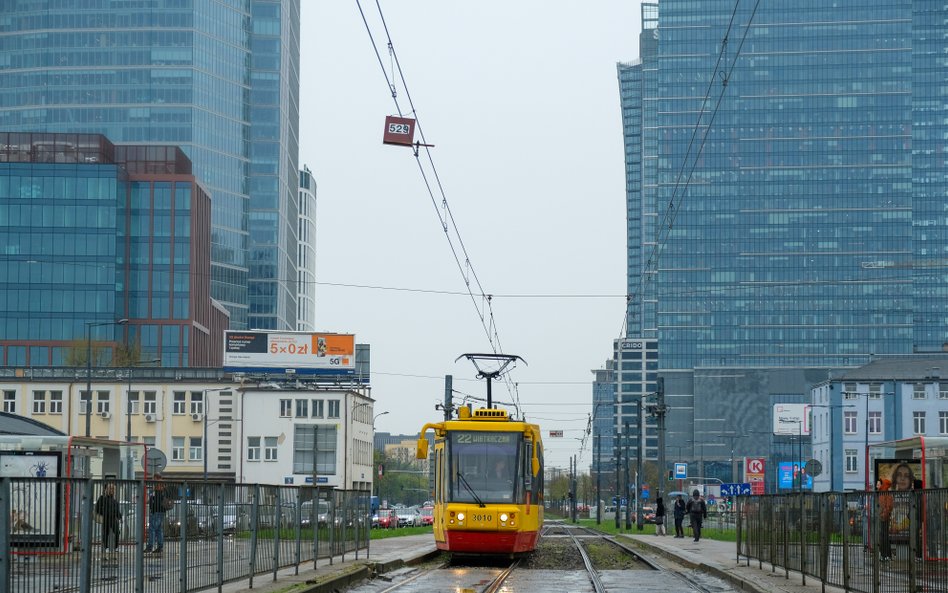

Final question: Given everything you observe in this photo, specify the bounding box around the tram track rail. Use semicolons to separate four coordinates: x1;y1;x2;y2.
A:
539;520;724;593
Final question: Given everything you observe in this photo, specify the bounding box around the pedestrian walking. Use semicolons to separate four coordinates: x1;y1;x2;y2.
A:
654;497;667;535
145;474;172;555
94;482;122;560
877;478;893;561
685;489;707;542
673;494;686;538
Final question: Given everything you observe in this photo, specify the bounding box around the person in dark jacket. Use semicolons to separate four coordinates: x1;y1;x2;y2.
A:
94;482;122;558
654;497;667;535
685;489;707;542
673;495;687;538
145;474;172;555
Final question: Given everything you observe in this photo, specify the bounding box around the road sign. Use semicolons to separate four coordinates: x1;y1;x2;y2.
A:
143;448;167;475
674;463;687;479
720;482;752;496
804;459;823;477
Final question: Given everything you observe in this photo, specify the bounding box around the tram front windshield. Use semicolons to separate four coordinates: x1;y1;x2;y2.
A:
448;431;521;504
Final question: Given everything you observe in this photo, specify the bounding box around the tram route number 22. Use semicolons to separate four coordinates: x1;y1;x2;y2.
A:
471;514;492;522
388;122;411;134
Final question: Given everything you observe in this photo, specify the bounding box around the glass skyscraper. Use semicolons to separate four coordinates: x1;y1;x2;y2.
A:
0;0;301;331
620;0;947;370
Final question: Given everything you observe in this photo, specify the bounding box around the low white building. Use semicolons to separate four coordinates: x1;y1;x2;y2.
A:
0;371;375;490
239;386;375;490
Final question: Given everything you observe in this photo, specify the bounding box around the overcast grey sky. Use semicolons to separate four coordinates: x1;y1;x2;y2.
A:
300;1;644;472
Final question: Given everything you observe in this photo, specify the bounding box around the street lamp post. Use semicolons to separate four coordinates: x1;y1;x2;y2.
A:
372;411;389;497
84;319;127;437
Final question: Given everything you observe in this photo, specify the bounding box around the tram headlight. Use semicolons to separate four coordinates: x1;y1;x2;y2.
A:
456;512;465;522
499;513;508;522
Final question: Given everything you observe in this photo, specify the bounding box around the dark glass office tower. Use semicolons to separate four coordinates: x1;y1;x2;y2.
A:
620;0;946;369
0;1;301;331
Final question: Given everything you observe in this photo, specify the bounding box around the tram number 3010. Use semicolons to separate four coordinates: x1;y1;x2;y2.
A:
472;514;492;522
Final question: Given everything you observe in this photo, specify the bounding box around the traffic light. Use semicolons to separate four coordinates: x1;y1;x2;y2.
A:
668;470;673;481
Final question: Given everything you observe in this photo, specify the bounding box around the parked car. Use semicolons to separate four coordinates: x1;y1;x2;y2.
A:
642;505;656;523
165;504;217;538
376;508;398;529
396;507;421;527
220;503;249;534
419;507;434;526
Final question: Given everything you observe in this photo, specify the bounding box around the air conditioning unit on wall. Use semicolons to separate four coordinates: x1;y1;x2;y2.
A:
99;411;111;419
144;413;157;423
191;413;203;422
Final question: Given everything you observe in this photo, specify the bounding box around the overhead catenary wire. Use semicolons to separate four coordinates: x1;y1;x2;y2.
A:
356;0;523;415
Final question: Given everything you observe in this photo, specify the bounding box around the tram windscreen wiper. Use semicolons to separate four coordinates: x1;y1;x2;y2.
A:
457;472;486;508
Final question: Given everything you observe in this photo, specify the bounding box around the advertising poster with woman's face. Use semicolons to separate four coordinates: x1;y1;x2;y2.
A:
875;459;922;541
875;459;922;492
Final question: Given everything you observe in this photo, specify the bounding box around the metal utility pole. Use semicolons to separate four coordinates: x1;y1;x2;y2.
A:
626;420;633;530
443;375;453;421
614;429;621;529
595;433;601;525
635;408;645;531
655;378;667;499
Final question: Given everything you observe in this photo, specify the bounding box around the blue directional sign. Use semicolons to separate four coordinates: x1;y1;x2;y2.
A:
720;483;752;496
674;463;687;479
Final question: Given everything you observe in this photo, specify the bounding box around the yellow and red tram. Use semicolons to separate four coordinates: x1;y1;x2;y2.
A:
416;406;543;554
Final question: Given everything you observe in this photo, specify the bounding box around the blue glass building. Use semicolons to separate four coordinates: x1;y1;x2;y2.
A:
621;0;946;370
611;1;948;489
0;133;229;367
0;1;302;331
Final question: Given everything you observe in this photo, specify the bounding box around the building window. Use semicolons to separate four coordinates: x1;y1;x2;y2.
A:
940;411;948;435
292;425;338;474
143;436;156;448
868;411;882;434
264;437;278;461
913;411;926;435
295;399;308;418
143;392;157;415
79;391;91;414
190;392;204;415
172;437;185;461
845;449;858;473
843;383;857;397
49;391;62;414
247;437;261;461
2;390;15;413
311;399;324;418
328;400;340;419
173;392;187;414
280;399;292;417
940;383;948;399
190;436;203;461
32;391;46;414
869;384;882;399
128;391;140;415
913;384;926;399
96;392;110;414
844;411;857;434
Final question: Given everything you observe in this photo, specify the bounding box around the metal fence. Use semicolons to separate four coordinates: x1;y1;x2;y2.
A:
738;488;948;593
0;477;370;593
